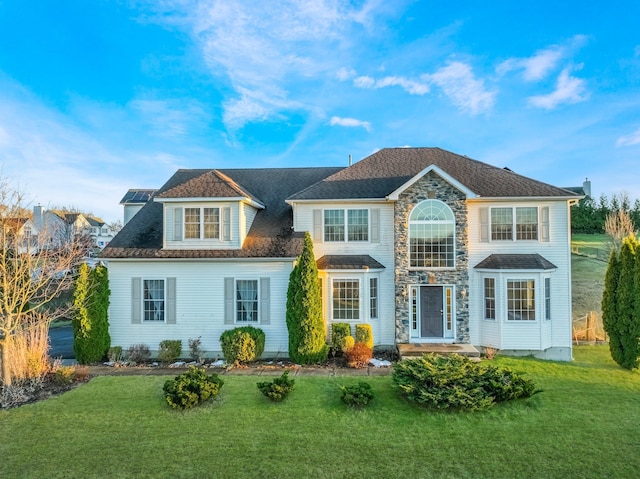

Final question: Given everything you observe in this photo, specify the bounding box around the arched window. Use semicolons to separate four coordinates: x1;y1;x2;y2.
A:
409;200;455;268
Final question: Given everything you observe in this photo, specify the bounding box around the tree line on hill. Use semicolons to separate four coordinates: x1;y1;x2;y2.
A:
572;192;640;234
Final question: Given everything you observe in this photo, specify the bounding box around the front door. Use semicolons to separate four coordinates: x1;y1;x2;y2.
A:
420;286;443;338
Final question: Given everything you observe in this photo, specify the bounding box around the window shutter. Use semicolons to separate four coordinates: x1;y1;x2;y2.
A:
166;277;176;324
224;277;234;324
222;207;231;241
371;208;380;243
260;277;270;325
173;207;183;241
313;209;323;243
131;277;141;324
540;206;550;242
479;207;489;242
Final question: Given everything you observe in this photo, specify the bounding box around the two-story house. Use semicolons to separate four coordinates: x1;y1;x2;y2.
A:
101;147;580;361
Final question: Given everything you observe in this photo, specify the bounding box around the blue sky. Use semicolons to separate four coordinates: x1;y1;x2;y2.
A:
1;0;639;223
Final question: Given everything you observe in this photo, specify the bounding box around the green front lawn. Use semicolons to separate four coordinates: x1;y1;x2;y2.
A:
2;346;639;479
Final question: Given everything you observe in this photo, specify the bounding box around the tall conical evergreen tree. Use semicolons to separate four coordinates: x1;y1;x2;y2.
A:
285;232;328;364
603;234;640;369
72;263;111;364
602;248;620;364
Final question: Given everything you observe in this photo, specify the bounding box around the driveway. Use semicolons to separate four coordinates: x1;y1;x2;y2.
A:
49;324;74;359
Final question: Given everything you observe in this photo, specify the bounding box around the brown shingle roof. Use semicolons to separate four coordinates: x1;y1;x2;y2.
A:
156;170;263;205
101;167;343;259
288;147;578;200
316;255;386;270
474;254;557;270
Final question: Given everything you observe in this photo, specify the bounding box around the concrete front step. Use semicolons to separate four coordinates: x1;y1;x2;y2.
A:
397;343;481;360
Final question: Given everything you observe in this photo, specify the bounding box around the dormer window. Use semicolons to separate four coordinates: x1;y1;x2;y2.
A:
185;207;220;239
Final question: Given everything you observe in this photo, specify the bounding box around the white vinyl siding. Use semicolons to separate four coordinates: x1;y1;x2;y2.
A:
164;203;242;250
110;260;290;356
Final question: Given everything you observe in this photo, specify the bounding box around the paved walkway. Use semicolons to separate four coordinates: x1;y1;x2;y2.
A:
87;364;392;377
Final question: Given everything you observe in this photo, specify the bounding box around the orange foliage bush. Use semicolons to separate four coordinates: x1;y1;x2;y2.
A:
344;342;373;368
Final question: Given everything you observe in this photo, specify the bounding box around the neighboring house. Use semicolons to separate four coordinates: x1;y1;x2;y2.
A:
33;206;114;250
120;189;157;225
1;217;39;254
101;147;581;361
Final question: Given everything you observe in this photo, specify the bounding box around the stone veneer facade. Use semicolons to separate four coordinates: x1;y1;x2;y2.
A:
394;171;470;343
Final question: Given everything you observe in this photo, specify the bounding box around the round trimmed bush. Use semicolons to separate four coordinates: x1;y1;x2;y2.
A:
219;326;265;364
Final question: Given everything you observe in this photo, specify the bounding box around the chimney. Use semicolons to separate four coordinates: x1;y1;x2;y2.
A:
349;154;352;166
583;178;591;198
33;205;44;227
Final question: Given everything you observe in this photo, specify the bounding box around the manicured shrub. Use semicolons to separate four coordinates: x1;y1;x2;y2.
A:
126;343;151;364
340;382;375;408
355;324;374;349
257;370;295;402
342;336;355;351
163;366;224;410
344;342;373;368
392;353;537;411
188;337;205;362
53;366;76;385
286;233;328;364
219;326;265;364
158;340;182;363
108;346;123;362
331;323;351;352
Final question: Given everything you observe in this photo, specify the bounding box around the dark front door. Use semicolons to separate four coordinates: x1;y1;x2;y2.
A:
420;286;443;338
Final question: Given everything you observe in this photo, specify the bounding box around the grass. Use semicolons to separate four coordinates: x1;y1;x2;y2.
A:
2;346;639;479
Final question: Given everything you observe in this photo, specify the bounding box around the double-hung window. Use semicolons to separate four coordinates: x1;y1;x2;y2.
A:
324;209;368;242
484;278;496;321
369;278;378;319
490;207;538;241
143;279;165;321
236;280;258;322
332;279;360;320
184;207;220;239
507;279;536;321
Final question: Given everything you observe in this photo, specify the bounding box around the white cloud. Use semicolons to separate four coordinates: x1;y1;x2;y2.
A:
528;67;588;109
496;35;587;81
329;116;371;131
336;67;356;81
616;127;640;147
425;62;496;115
142;0;385;130
353;75;430;95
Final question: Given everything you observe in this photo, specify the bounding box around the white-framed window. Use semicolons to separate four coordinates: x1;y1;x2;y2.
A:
324;209;369;242
184;207;220;240
369;277;378;319
491;207;538;241
409;200;455;268
236;279;259;323
332;279;360;320
143;279;165;321
507;279;536;321
484;277;496;321
544;277;551;321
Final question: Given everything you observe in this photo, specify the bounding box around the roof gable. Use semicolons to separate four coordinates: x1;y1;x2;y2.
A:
288;147;579;201
386;164;477;200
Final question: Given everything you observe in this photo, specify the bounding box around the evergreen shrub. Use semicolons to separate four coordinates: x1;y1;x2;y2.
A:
355;324;374;349
342;336;355;351
344;342;373;368
219;326;265;364
392;353;537;410
286;233;328;364
158;340;182;363
331;323;351;352
163;366;224;410
340;382;375;407
257;370;295;402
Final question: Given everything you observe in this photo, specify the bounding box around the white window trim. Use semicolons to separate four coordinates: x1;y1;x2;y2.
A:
184;206;221;241
483;276;497;321
489;206;541;242
331;277;362;321
369;277;379;320
408;284;456;340
323;208;370;243
235;278;260;324
505;277;537;322
142;278;166;323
